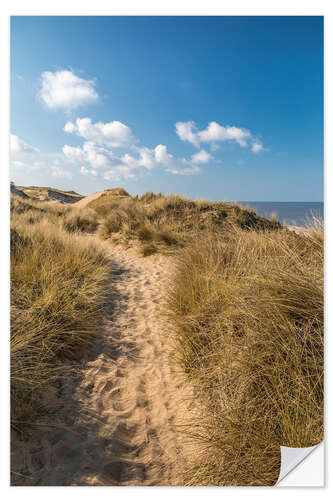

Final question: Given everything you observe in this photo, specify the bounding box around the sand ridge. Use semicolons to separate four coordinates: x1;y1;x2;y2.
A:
12;243;193;486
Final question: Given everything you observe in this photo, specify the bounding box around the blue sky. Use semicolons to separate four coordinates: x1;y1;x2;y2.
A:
10;16;323;201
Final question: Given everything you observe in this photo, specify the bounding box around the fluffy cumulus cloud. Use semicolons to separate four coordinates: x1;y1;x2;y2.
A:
63;117;136;148
11;115;266;185
62;117;205;180
175;121;200;147
198;122;250;147
191;149;213;164
62;144;85;162
10;134;39;154
175;121;265;152
39;70;99;110
63;142;112;169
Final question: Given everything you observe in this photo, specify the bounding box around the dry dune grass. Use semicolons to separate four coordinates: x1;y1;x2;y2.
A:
11;198;111;432
61;208;99;233
96;193;281;254
11;195;99;234
167;219;324;486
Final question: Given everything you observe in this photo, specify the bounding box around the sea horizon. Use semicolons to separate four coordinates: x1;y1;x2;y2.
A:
237;201;324;227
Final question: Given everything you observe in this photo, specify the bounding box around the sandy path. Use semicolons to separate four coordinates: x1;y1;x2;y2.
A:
12;244;192;486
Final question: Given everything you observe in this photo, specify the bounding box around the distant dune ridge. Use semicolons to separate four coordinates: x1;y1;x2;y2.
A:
10;182;28;199
12;182;85;204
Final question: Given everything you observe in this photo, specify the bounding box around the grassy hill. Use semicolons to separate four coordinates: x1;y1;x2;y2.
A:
91;191;282;255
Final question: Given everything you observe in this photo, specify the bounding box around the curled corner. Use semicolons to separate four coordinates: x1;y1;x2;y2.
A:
275;442;323;485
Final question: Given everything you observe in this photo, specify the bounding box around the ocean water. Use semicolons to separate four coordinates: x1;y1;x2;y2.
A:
238;202;324;228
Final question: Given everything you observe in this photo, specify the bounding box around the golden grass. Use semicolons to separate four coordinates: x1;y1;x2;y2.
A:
62;208;99;233
167;219;323;486
86;188;130;216
11;195;99;234
11;197;111;430
95;193;281;255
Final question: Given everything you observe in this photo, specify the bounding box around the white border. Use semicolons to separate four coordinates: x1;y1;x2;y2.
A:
1;2;331;498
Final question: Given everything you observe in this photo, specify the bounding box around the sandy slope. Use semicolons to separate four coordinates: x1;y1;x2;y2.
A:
73;190;105;209
12;244;193;486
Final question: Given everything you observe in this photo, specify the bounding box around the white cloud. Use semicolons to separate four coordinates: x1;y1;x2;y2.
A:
175;121;265;152
80;166;98;176
120;146;167;172
154;146;202;175
121;153;140;169
103;166;138;181
64;140;142;180
62;116;212;180
63;117;136;148
82;141;110;168
10;134;39;154
251;142;264;153
63;142;112;169
63;121;76;133
133;144;201;175
191;149;212;164
64;137;204;179
62;144;85;162
198;122;251;147
175;121;199;147
139;147;158;170
50;165;72;179
39;70;98;110
166;161;201;176
11;158;46;172
154;144;173;165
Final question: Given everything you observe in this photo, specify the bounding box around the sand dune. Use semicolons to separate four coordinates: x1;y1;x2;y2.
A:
74;188;129;209
73;190;107;209
12;243;194;486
